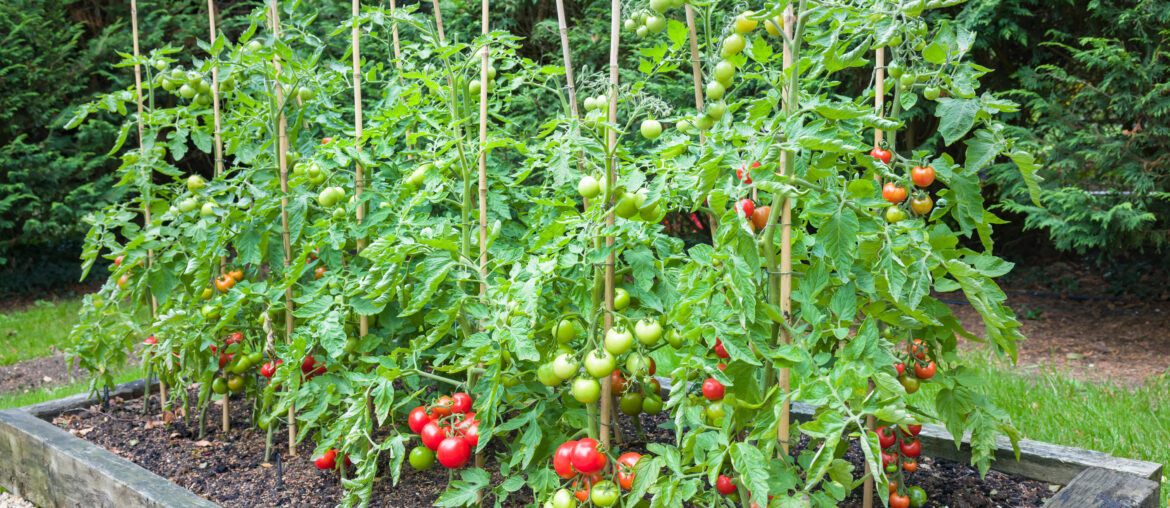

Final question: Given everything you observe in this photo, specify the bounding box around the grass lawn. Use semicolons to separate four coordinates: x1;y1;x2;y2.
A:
0;298;84;366
0;368;140;410
912;355;1169;506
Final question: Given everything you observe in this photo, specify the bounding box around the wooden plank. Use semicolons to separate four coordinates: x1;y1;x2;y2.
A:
1045;467;1160;508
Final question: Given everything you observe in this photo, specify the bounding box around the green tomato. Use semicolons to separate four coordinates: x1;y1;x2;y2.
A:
469;79;482;96
623;18;638;32
705;81;726;101
665;328;683;348
571;377;602;403
553;318;577;343
645;15;666;33
211;377;228;394
551;489;576;508
227;375;246;393
409;446;436;470
318;187;341;207
648;0;671;13
200;202;216;217
907;486;927;508
713;60;735;86
642;393;664;414
187;175;206;192
887;62;903;79
178;198;199;213
552;353;578;380
590;480;620;507
247;352;263;365
613;288;630;311
230;357;252;374
537;363;561;386
201;304;219;319
886;206;907;223
604;326;634;355
615;192;640;219
577;176;600;199
178;84;196;99
705;401;726;426
923;86;941;100
706;102;727;121
298;86;315;101
638;201;662;221
721;33;746;58
900;73;916;88
640;119;662;139
677;118;694;135
694;114;714;131
626;353;651;376
257;413;271;431
619;392;644;415
634;318;663;345
584;349;616;378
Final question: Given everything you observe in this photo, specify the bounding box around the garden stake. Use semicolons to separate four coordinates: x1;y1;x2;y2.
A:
431;0;446;41
553;0;590;207
598;0;621;449
683;4;719;240
352;0;375;429
268;0;297;456
275;451;283;488
861;44;886;508
474;0;490;476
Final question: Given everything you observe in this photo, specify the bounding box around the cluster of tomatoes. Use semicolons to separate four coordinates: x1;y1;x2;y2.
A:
203;333;263;395
314;448;352;471
548;438;643;507
894;339;936;394
406;393;480;470
877;423;929;508
700;338;733;425
732;162;775;232
873;147;938;223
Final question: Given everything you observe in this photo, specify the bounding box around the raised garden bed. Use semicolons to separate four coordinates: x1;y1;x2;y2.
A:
0;380;1161;507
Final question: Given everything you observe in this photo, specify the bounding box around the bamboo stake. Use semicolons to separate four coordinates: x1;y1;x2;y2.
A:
683;6;719;240
431;0;446;41
861;46;886;508
352;0;370;386
268;0;297;457
776;4;795;457
554;0;580;120
129;0;160;415
474;0;490;475
599;0;621;450
202;0;230;434
390;0;402;62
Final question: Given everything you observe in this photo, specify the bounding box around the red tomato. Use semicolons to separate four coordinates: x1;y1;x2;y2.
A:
572;473;600;502
907;340;928;360
227;269;244;282
215;274;235;292
902;459;918;472
321;137;333;144
610;371;627;395
451;392;473;413
888;481;898;494
876;426;895;449
739;199;755;218
882;451;896;468
436;436;471;468
910;195;933;216
143;336;158;346
218;353;231;369
616;452;642;490
906;424;922;436
461;421;479;448
870;146;893;164
911;165;935;187
900;438;922;458
717;362;726;372
314;449;338;470
570;438;607;475
553;440;577;479
889;493;910;508
894;362;905;376
751;206;771;231
301;355;317;374
408;406;433;434
715;475;736;495
713;338;729;359
260;360;282;378
882;182;907;204
646;357;656;376
702;378;725;401
226;332;243;345
431;395;454;419
114;255;124;267
737;161;759;184
420;421;448;451
914;361;936;379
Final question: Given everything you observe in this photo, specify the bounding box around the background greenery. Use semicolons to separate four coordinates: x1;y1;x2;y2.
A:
0;0;1166;299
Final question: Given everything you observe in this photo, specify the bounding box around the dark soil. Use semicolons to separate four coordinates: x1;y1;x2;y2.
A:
53;390;1057;507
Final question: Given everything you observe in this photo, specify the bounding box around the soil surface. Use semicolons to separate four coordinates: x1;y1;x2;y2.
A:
56;390;1056;507
0;492;35;508
0;354;83;395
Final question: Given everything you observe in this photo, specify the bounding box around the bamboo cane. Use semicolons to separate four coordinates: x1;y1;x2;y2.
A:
268;0;297;457
683;6;719;239
390;0;402;63
776;4;795;457
598;0;621;450
130;0;156;414
202;0;230;434
431;0;446;41
474;0;490;475
861;45;886;508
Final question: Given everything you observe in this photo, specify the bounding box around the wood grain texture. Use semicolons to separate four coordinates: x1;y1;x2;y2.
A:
1044;467;1160;508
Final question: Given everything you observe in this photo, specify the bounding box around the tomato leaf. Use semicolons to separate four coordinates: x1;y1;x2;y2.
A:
434;468;490;507
934;97;981;145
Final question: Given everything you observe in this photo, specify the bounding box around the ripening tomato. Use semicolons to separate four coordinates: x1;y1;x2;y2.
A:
910;194;933;216
314;266;327;280
902;459;918;472
908;339;928;359
888;481;898;494
314;449;338;470
215;274;235;292
553;440;577;479
432;395;454;418
898;373;920;394
900;438;922;458
715;475;736;495
226;332;243;345
713;338;729;359
737;161;759;184
610;370;627;395
870;146;893;164
751;206;771;231
882;450;896;468
228;269;244;282
906;424;922;436
702;378;725;401
114;255;124;267
914;361;936;379
911;165;935;187
451;392;473;413
889;493;910;508
894;362;906;376
616;452;642;489
883;182;908;204
321;137;333;144
571;438;607;474
572;473;600;502
408;406;433;434
739;199;755;218
876;426;896;448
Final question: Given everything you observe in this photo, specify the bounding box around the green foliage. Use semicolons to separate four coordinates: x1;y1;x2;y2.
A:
945;0;1170;258
67;1;1034;506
